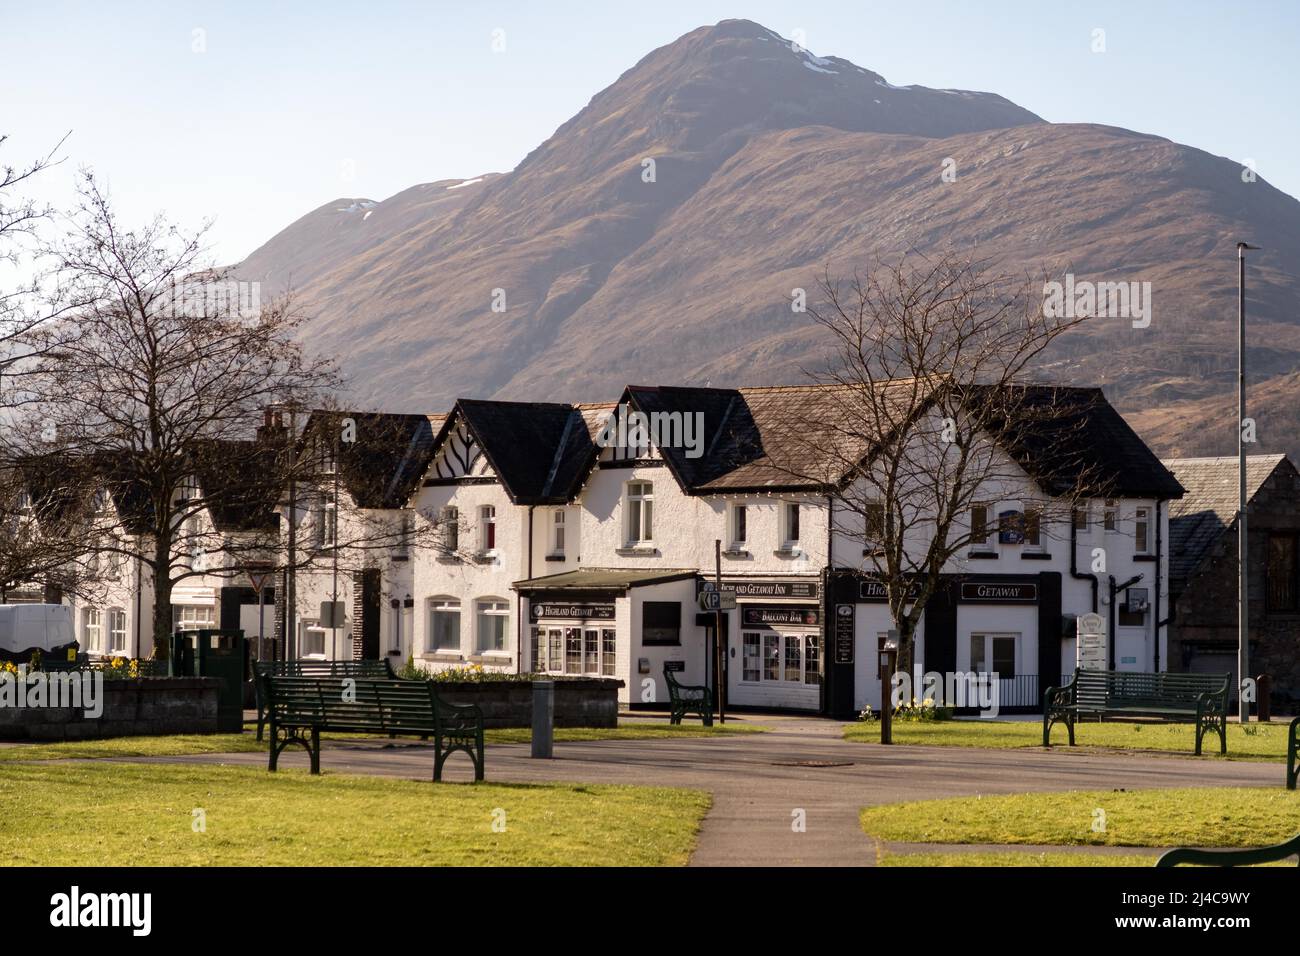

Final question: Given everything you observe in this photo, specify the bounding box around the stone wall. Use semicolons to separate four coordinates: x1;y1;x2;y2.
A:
432;678;622;729
0;677;220;741
1169;462;1300;711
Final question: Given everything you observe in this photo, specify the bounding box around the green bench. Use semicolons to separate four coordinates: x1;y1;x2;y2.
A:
254;658;396;740
1288;716;1299;790
1043;669;1230;755
1158;833;1300;867
664;667;713;726
264;675;484;781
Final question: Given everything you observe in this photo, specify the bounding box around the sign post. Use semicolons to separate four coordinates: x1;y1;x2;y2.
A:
879;630;898;744
247;570;272;662
1076;612;1107;672
714;539;725;724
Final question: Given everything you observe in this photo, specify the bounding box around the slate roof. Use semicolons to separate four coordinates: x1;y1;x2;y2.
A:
1163;454;1288;588
304;410;444;509
436;400;596;505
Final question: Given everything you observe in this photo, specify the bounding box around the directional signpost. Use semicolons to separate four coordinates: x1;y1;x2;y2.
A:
697;588;737;613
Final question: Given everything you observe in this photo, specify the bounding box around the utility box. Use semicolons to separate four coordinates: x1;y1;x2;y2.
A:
174;628;246;732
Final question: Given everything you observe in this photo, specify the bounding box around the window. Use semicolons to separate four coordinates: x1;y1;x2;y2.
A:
312;492;336;549
1103;499;1117;531
394;513;413;558
1072;503;1089;531
970;633;1017;679
641;601;681;646
729;503;748;548
529;627;543;671
475;599;509;653
1267;535;1298;612
1023;508;1042;549
743;633;761;682
584;629;599;673
301;626;327;658
551;509;566;556
108;609;127;654
318;439;336;475
174;477;199;505
1134;507;1151;554
175;605;214;631
83;609;102;653
626;481;654;544
439;506;459;554
1119;588;1149;627
864;502;885;543
565;627;582;674
803;634;820;685
970;504;991;548
479;505;496;552
601;628;615;676
429;598;461;652
763;633;780;680
782;501;801;549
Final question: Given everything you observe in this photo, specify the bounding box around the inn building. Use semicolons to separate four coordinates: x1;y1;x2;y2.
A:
393;382;1183;717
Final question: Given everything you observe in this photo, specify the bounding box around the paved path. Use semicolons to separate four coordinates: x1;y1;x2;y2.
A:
138;715;1285;866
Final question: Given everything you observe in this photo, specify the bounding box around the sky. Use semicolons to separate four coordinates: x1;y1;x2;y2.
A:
3;0;1298;266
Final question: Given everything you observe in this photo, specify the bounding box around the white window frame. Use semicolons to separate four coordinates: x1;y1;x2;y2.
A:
550;508;566;556
479;505;497;553
970;502;992;550
475;598;510;654
729;502;748;549
625;481;654;545
107;608;128;655
301;624;327;659
781;501;801;550
176;605;215;632
1103;499;1118;532
428;597;462;653
1022;506;1044;552
1134;506;1151;555
83;608;103;654
969;632;1020;679
439;506;459;554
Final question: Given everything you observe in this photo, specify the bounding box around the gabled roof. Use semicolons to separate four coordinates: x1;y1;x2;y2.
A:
429;400;594;505
189;439;282;532
600;383;1182;500
1163;454;1290;588
304;410;444;510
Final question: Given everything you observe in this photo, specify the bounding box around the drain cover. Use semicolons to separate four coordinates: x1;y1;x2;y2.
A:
771;759;854;768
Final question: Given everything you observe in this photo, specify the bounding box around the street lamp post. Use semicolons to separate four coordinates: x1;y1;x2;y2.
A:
1237;241;1260;724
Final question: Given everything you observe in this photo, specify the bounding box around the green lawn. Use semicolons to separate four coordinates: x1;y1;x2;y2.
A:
0;761;711;866
844;718;1290;760
0;734;264;762
860;787;1300;848
881;850;1158;867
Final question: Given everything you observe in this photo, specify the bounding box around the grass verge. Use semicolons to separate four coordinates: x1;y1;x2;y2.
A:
0;761;711;866
843;718;1289;760
860;786;1300;848
0;734;264;762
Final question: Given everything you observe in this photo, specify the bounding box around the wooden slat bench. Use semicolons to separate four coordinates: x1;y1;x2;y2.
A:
1157;833;1300;867
264;675;484;781
664;667;713;726
1043;669;1230;755
1288;716;1299;790
254;659;396;740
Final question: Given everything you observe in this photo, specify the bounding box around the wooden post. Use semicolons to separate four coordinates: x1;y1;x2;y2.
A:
715;539;725;724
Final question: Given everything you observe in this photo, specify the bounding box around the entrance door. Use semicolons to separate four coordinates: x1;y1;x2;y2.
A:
730;628;821;710
358;569;381;660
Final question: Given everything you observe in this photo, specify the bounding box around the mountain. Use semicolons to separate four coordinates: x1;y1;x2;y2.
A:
235;18;1300;462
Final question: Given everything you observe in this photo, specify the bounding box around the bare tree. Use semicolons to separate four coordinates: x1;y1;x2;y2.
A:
15;172;340;656
771;251;1103;691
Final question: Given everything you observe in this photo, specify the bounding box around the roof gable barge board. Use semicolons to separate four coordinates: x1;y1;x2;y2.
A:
422;399;594;505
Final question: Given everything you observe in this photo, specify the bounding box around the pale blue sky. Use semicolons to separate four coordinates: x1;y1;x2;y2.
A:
3;0;1297;265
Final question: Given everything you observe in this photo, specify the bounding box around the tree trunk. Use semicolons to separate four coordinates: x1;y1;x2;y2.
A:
151;536;172;660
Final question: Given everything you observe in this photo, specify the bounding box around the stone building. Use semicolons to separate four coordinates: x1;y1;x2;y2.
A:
1165;454;1300;710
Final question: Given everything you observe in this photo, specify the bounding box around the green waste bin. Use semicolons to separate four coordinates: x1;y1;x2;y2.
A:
192;628;246;733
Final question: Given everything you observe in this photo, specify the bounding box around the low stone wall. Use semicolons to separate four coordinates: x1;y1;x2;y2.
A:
432;678;623;729
0;677;220;741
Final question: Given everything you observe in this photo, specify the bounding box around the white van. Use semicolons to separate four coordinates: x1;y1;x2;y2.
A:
0;604;78;663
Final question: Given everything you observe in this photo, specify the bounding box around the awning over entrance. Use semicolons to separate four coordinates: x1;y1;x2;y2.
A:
512;567;698;593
